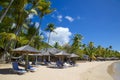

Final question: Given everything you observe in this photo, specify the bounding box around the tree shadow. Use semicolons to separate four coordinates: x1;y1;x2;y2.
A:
0;68;16;74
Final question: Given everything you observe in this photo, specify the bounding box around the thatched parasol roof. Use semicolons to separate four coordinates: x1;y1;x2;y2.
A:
40;48;61;55
11;45;40;54
28;54;42;56
41;51;50;56
55;51;70;56
70;53;79;58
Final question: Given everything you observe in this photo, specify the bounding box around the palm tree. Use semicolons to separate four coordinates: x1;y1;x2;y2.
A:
45;23;56;45
71;34;83;53
62;43;71;53
87;42;96;61
0;0;55;63
33;35;43;49
0;32;17;49
96;45;103;57
0;32;17;62
28;0;55;44
0;0;14;23
1;0;28;51
54;42;59;49
12;0;28;35
109;45;112;50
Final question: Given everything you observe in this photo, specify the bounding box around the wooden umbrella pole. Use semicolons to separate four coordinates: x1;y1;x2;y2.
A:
36;55;37;65
25;53;29;71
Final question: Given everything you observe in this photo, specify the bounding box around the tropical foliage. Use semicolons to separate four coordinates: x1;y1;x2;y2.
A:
0;0;120;62
45;23;56;45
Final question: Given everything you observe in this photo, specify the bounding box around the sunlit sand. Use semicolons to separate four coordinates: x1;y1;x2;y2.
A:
0;61;117;80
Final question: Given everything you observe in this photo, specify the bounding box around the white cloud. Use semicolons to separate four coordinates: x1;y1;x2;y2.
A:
35;22;39;28
57;15;63;22
65;16;74;22
46;27;72;46
28;13;34;19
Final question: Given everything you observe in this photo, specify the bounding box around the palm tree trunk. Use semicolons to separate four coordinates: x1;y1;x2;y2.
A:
48;32;51;45
0;0;14;23
45;32;51;61
6;11;25;49
28;18;43;45
25;53;29;71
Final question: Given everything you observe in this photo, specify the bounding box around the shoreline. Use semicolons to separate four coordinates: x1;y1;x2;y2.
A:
108;61;120;80
0;61;118;80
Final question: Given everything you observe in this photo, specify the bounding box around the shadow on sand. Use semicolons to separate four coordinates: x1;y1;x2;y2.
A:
0;68;16;75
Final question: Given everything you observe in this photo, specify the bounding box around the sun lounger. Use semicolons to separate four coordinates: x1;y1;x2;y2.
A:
47;62;57;68
56;60;64;68
12;62;26;74
64;62;73;67
28;64;37;72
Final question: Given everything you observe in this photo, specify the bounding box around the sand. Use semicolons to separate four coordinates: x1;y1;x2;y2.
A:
0;61;117;80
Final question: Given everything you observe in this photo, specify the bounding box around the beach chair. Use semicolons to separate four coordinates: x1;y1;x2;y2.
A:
47;62;57;68
12;62;26;74
56;60;64;68
43;59;49;65
68;60;76;66
27;64;37;72
64;62;73;67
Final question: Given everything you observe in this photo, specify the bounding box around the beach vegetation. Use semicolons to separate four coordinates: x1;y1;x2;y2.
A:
0;0;120;62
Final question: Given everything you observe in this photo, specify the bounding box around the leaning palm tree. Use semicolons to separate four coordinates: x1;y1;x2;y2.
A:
0;32;17;62
45;23;56;45
28;0;55;44
0;0;14;23
0;32;17;49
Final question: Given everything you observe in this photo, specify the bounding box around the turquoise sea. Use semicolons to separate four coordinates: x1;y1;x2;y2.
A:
110;61;120;80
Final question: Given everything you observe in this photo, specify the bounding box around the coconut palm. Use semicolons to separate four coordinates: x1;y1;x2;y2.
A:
54;42;59;49
45;23;56;45
0;32;17;62
62;43;71;53
0;0;28;51
71;34;83;53
0;32;17;48
0;0;14;23
33;35;43;49
87;42;96;61
28;0;55;44
109;45;112;50
95;45;103;57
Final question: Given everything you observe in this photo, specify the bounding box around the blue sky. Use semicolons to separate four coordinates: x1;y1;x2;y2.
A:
32;0;120;51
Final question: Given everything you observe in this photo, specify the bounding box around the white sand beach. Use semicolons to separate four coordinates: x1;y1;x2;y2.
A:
0;61;117;80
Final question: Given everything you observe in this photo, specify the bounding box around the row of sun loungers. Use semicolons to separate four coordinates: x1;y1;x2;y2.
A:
12;60;76;74
12;62;37;74
47;61;76;68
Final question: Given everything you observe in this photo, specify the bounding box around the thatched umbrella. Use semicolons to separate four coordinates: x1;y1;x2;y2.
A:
41;51;50;56
55;51;70;61
40;48;60;54
69;53;79;64
29;54;42;65
70;53;79;58
40;48;61;62
96;57;104;61
12;45;40;53
11;45;40;71
41;51;51;62
46;48;60;54
55;51;69;56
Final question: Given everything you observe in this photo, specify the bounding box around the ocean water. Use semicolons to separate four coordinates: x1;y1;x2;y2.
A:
108;61;120;80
